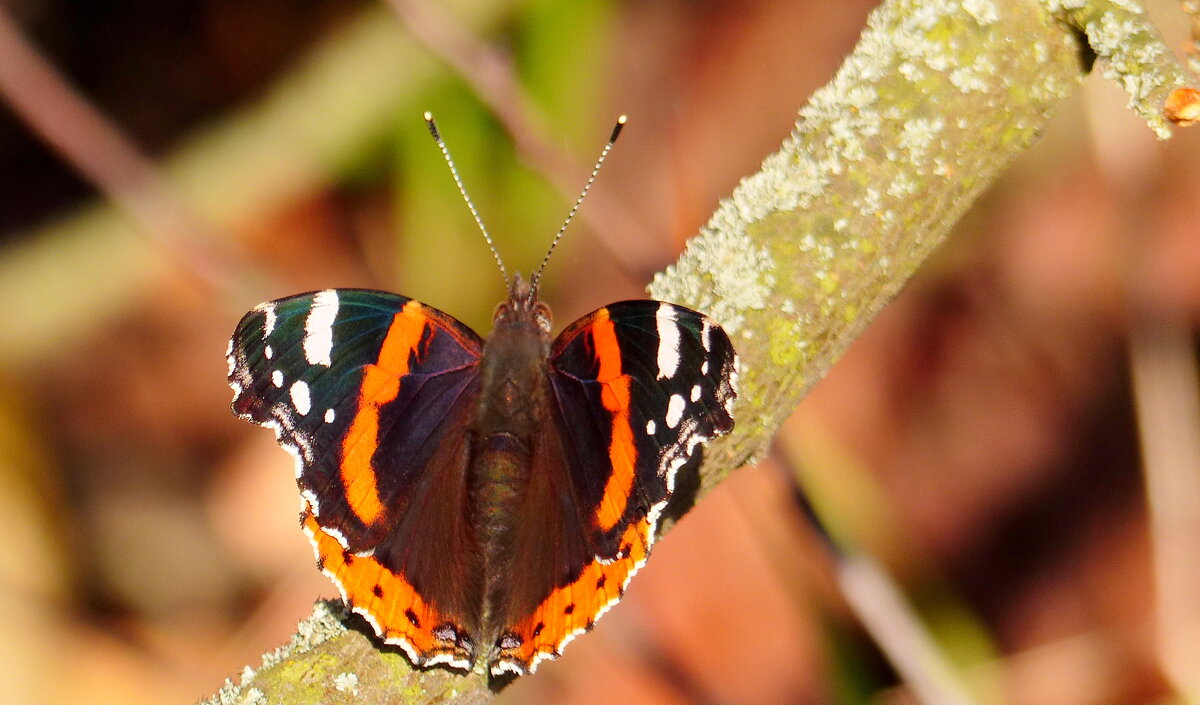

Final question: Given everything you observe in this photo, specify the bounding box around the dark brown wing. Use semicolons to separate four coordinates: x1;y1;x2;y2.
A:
228;289;486;668
488;301;737;675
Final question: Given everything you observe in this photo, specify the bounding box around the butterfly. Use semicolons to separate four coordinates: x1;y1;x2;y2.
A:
226;114;737;676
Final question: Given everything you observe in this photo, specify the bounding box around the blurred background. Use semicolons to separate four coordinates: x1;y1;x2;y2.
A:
2;0;1200;703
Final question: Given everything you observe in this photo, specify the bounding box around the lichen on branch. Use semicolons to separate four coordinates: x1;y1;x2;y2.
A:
655;0;1085;493
1045;0;1200;136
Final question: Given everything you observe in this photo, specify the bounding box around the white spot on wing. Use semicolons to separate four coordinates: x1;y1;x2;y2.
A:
324;408;336;423
290;380;311;415
271;370;284;388
655;304;681;379
264;345;273;360
665;454;689;491
665;393;685;428
322;523;350;549
260;303;277;337
225;339;239;387
724;355;740;416
690;384;701;402
645;419;656;436
426;652;471;670
304;290;339;366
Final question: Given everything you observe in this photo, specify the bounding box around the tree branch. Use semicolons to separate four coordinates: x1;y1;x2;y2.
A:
650;0;1197;498
202;0;1198;703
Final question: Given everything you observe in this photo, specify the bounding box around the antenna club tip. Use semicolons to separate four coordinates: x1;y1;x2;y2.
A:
423;111;440;139
610;115;627;143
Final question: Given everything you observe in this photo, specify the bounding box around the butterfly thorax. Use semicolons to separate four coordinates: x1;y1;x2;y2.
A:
474;276;553;442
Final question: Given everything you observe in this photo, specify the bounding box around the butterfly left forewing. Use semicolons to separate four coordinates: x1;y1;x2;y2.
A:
228;288;487;667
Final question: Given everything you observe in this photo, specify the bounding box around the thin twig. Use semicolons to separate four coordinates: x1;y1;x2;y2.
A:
879;625;1142;705
0;5;243;295
1129;318;1200;704
771;446;979;705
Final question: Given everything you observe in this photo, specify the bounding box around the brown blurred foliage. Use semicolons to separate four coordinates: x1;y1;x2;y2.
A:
2;1;1199;704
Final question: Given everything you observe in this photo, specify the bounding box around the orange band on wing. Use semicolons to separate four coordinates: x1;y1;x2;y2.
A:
590;309;636;532
498;518;652;672
302;505;468;664
339;301;427;526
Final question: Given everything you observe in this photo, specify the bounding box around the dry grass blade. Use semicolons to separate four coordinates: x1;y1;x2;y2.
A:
0;5;243;295
1129;320;1200;702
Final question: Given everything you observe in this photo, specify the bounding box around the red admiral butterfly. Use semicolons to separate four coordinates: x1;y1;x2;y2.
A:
227;115;737;676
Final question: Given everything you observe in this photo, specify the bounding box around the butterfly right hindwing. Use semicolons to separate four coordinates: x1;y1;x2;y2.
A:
486;299;737;674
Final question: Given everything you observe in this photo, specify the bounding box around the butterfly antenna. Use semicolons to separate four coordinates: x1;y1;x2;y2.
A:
529;115;626;293
424;112;509;288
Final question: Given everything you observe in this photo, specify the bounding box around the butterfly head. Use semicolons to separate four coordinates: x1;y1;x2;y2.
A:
494;272;552;334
